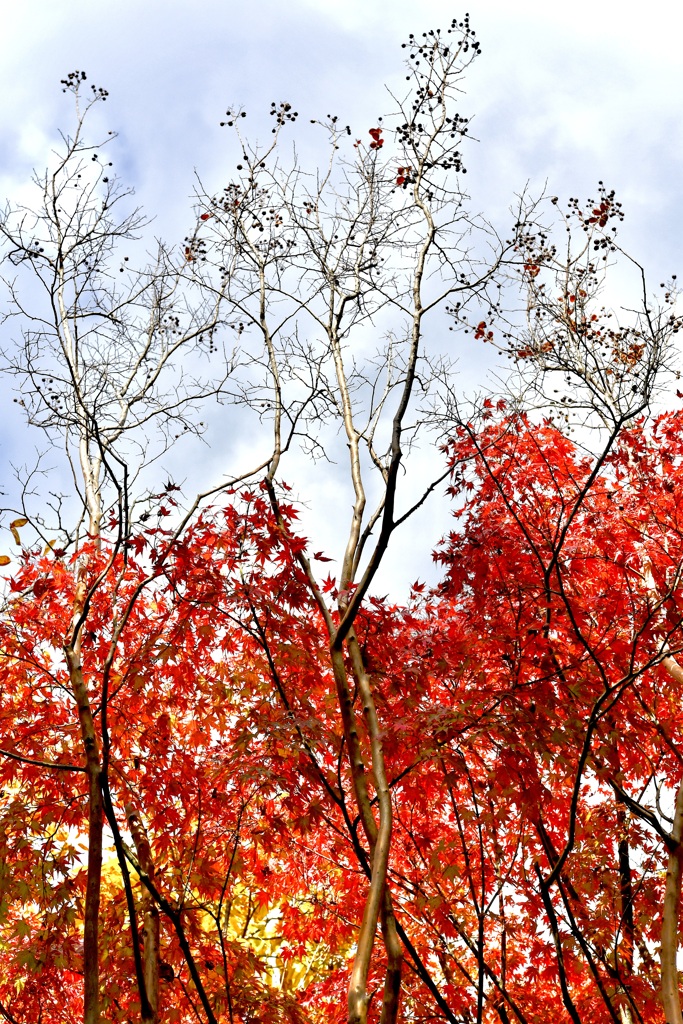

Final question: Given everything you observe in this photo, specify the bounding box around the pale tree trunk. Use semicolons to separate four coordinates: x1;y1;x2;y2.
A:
65;568;103;1024
378;891;403;1024
54;211;107;1019
65;434;104;1024
347;632;402;1024
328;635;403;1024
661;769;683;1024
126;804;160;1023
325;316;404;1023
264;309;403;1021
660;659;683;1022
329;647;381;1024
266;463;403;1022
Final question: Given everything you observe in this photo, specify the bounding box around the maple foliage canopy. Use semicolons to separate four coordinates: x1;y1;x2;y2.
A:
2;413;683;1023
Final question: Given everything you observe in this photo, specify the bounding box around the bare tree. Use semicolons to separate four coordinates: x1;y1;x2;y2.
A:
0;71;264;1024
0;71;245;545
184;18;519;1024
498;184;679;431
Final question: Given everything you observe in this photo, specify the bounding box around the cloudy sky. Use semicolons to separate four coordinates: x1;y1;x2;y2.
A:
1;0;681;588
3;0;680;261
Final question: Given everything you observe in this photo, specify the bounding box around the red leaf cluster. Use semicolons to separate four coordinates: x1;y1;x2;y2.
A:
1;415;683;1021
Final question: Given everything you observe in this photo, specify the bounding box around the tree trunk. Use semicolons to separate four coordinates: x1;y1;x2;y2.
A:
379;890;403;1024
661;776;683;1024
65;552;105;1024
342;632;401;1024
126;804;159;1023
65;645;103;1024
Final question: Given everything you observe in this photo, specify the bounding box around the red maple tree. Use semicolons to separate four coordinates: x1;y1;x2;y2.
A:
3;411;683;1022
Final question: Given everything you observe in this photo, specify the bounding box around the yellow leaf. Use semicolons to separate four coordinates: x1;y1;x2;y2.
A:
9;518;27;546
0;556;10;566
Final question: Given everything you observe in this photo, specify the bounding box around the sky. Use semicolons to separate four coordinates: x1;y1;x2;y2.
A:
1;0;682;590
2;0;680;265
